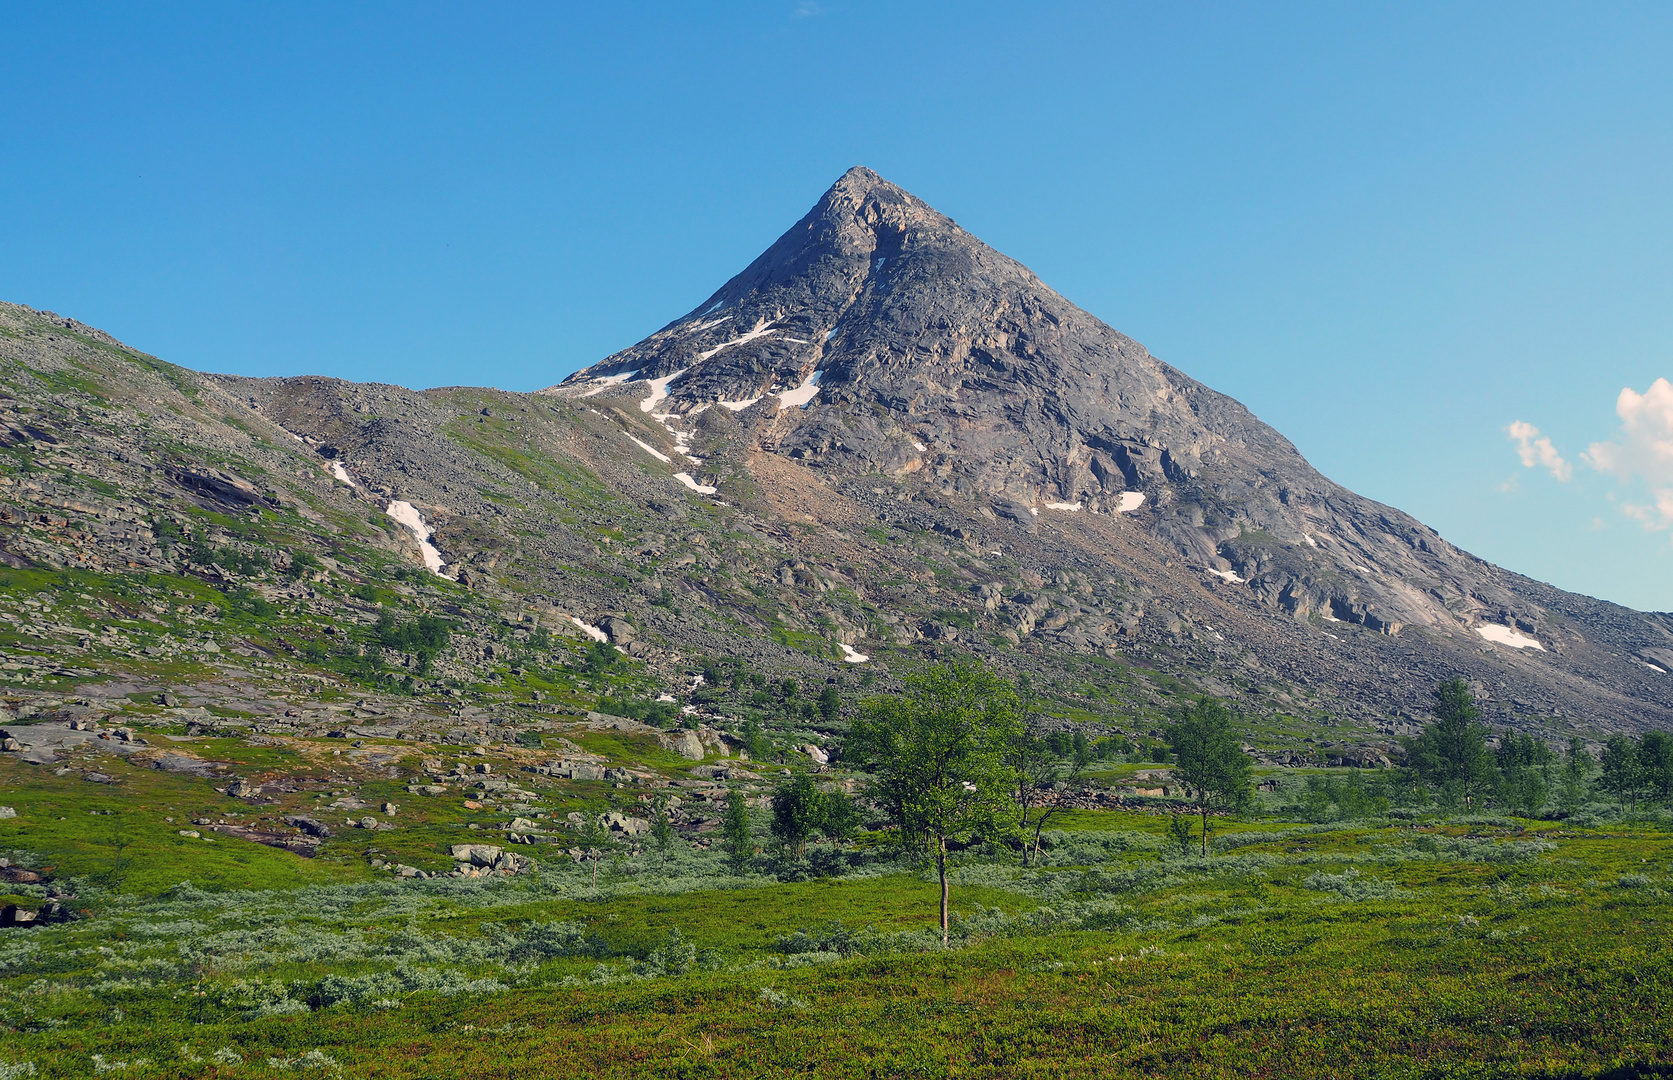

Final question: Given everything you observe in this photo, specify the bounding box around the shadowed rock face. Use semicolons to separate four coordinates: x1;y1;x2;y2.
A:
550;167;1615;645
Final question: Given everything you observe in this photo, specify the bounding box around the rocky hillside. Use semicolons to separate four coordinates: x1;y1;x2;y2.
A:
1;169;1671;770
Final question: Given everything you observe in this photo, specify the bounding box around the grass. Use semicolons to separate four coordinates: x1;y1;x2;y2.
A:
2;749;1671;1078
2;689;1671;1078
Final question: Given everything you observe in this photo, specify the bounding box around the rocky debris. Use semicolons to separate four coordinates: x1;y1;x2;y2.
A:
448;842;530;876
0;864;42;884
533;760;604;780
0;905;32;926
602;811;651;836
369;858;430;878
205;822;322;855
82;772;116;784
688;764;757;781
799;743;830;766
285;815;333;838
0;806;13;819
2;896;78;929
0;722;151;765
584;712;659;733
224;778;258;797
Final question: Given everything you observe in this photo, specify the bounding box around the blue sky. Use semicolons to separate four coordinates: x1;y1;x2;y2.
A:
4;2;1673;610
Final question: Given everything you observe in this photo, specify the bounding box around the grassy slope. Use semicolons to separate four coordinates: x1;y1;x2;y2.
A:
3;786;1670;1078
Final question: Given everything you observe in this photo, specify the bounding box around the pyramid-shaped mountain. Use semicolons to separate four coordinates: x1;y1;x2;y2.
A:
553;168;1673;674
3;168;1671;756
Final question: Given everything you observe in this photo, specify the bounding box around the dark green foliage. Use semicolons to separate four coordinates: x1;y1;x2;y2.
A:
1495;730;1557;816
1600;734;1644;806
1166;814;1194;856
596;694;680;727
770;772;823;857
1403;678;1497;806
1594;731;1673;808
849;659;1022;940
224;586;275;617
1011;723;1094;864
284;551;321;581
1560;735;1594;809
650;796;675;858
578;640;618;675
818;684;841;723
742;715;770;761
1641;730;1673;804
768;773;856;857
722;788;753;874
1165;697;1254;855
1288;771;1390;822
372;611;452;675
186;532;269;575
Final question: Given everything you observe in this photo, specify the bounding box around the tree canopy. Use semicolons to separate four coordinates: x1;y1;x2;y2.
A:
1404;678;1496;806
847;659;1021;942
1165;697;1253;856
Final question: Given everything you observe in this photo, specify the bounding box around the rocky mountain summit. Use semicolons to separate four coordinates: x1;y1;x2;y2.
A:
552;167;1673;732
0;169;1671;772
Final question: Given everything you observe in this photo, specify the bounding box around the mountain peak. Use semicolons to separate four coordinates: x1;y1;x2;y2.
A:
816;165;928;219
548;171;1546;648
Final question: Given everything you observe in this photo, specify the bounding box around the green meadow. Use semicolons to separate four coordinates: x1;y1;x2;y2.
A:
3;743;1671;1079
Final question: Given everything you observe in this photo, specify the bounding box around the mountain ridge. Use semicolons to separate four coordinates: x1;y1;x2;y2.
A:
0;168;1670;761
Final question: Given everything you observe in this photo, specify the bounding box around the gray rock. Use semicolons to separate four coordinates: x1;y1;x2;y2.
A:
659;730;705;761
601;811;650;835
0;806;14;819
151;753;221;776
449;843;502;866
286;816;333;838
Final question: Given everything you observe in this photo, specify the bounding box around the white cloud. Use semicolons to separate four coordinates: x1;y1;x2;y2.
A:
1583;378;1673;529
1506;421;1572;482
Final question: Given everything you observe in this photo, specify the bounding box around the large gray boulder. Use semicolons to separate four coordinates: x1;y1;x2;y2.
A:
659;730;705;761
450;843;503;866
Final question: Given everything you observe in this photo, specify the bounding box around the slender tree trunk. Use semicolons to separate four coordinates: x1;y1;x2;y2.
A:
938;838;949;945
1200;804;1209;858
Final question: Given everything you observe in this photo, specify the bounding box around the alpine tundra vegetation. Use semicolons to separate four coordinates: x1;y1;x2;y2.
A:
0;171;1670;1077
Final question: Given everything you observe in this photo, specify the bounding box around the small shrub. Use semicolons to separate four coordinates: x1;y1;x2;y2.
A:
1302;869;1402;901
